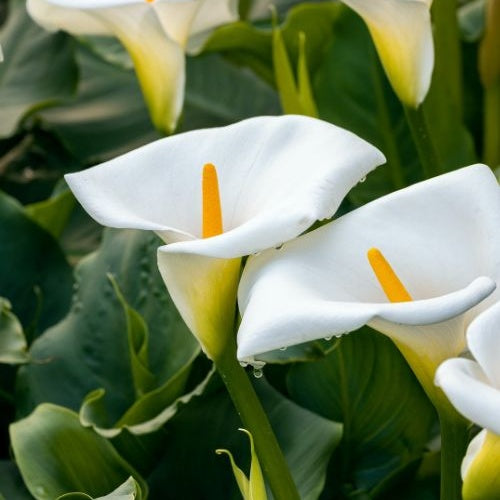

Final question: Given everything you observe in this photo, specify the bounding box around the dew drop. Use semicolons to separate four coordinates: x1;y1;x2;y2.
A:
239;361;248;368
253;368;263;379
279;346;287;351
359;176;367;183
324;336;332;341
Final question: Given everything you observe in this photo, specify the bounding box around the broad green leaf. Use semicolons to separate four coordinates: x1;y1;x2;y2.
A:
10;404;147;499
25;189;75;239
287;329;435;497
79;365;213;438
57;477;142;499
180;53;280;132
38;45;159;163
16;229;199;437
0;297;28;364
0;190;73;337
148;375;342;500
0;0;77;137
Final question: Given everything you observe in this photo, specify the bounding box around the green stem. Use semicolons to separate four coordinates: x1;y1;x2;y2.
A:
404;105;441;179
437;404;469;500
371;55;406;189
214;343;300;500
431;0;463;118
483;83;500;168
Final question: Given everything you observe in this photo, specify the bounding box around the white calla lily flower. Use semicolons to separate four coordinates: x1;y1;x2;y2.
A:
237;164;500;401
65;115;385;360
27;0;238;133
341;0;434;108
436;302;500;499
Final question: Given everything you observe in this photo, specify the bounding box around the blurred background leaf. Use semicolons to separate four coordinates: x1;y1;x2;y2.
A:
147;374;342;500
287;329;436;498
0;0;77;137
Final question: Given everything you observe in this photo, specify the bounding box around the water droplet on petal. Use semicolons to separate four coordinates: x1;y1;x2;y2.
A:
279;346;287;351
253;368;263;379
359;176;366;183
239;361;248;368
324;336;332;341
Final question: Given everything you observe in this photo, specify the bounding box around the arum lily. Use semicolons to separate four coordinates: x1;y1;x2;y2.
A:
237;164;500;404
340;0;434;108
27;0;238;133
64;114;385;360
237;164;500;499
65;115;384;500
436;302;500;500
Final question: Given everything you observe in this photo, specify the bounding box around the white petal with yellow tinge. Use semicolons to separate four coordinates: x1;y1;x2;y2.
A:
237;165;500;387
341;0;434;107
27;0;238;133
65;115;385;359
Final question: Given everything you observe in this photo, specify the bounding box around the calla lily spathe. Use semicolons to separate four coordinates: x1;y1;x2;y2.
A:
27;0;238;133
65;115;385;360
237;165;500;401
341;0;434;108
436;302;500;499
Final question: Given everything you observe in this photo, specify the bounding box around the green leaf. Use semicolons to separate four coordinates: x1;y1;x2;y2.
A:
25;188;75;239
10;404;147;500
79;365;213;438
57;477;142;500
108;275;155;398
0;0;78;137
287;329;435;497
0;297;28;364
38;45;159;163
180;52;280;131
148;375;342;500
0;189;73;337
16;229;199;427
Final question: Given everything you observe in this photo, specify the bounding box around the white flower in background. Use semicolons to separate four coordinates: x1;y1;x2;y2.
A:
340;0;434;108
237;165;499;403
436;302;500;499
65;115;385;360
27;0;239;133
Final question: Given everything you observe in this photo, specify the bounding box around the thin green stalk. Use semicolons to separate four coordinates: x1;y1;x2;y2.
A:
404;105;441;179
483;83;500;168
214;342;300;500
431;0;463;118
437;404;469;500
371;55;406;189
